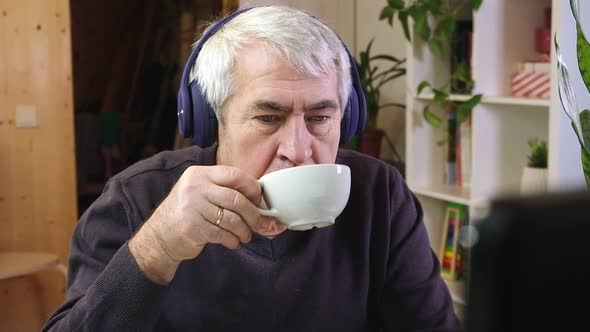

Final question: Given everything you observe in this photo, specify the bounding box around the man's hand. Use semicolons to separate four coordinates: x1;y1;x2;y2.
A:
129;165;266;285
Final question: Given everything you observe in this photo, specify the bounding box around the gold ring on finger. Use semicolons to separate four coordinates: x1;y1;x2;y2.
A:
215;207;224;226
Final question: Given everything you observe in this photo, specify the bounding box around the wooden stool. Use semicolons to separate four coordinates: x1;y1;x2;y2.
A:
0;252;67;281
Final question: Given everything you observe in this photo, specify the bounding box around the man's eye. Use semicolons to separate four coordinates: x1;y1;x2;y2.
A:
257;115;280;123
309;116;330;123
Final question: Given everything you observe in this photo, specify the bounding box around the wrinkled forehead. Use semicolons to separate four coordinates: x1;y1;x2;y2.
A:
230;43;340;104
233;41;339;81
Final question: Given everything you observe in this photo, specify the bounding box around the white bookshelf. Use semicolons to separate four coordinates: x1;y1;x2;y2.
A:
412;185;471;206
403;0;582;307
416;93;551;107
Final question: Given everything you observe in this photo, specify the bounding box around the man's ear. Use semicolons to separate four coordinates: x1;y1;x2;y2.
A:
216;112;226;143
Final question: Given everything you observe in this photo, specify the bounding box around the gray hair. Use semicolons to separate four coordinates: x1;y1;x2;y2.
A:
189;6;352;119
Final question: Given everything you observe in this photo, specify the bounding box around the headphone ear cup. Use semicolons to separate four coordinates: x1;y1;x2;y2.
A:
190;80;218;147
339;47;366;146
177;73;194;138
355;85;367;136
349;59;367;137
340;88;359;145
177;7;257;148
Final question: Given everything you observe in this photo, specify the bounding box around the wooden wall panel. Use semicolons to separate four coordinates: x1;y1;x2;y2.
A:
0;0;76;330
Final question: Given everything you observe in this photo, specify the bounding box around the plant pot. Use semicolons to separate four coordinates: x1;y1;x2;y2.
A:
361;129;383;158
520;167;548;194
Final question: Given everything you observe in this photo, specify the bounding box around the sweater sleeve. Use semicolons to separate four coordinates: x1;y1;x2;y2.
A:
42;179;168;332
380;173;462;332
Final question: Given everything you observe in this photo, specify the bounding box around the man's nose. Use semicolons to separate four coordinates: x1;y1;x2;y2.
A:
276;116;312;166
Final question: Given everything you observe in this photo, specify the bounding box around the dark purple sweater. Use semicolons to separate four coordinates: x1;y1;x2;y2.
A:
43;145;460;331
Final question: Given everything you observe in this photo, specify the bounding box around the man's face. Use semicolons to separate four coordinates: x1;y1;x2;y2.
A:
217;43;342;178
216;43;342;237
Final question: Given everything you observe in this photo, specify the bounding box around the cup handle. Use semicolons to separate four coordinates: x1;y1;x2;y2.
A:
257;180;280;218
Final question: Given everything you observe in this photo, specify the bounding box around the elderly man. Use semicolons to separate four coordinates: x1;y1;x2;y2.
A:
44;5;460;332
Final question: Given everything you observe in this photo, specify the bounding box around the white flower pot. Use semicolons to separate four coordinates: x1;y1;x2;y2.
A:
520;167;548;194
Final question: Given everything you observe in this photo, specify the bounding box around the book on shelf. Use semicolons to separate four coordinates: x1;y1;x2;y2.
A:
456;116;462;187
450;20;473;94
459;117;472;188
445;110;457;186
439;202;469;281
444;109;472;189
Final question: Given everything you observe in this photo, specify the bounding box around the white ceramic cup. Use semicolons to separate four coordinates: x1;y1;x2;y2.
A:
257;164;351;231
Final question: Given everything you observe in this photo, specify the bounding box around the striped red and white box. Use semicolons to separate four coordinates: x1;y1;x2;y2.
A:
511;71;550;99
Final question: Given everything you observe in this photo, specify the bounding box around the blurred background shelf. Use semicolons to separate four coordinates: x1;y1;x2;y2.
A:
405;0;580;310
412;185;472;206
417;93;551;107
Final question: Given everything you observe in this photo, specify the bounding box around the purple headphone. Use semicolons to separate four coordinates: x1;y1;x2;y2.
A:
177;7;366;148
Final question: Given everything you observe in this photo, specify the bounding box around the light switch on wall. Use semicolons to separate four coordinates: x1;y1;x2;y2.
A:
15;105;38;128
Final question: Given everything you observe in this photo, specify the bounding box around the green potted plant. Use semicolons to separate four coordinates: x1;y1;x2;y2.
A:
380;0;483;139
555;0;590;188
521;138;548;194
355;38;406;158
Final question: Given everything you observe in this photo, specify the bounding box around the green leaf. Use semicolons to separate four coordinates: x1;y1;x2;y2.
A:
413;10;431;41
451;62;474;93
388;0;405;10
471;0;483;11
366;90;380;117
429;0;443;15
456;94;482;123
380;102;406;109
456;106;472;124
423;0;442;12
433;16;456;43
356;60;366;82
527;138;548;168
580;109;590;150
417;80;431;95
370;66;379;77
360;51;369;72
377;72;406;88
379;6;394;20
423;106;443;128
577;24;590;95
399;11;411;42
556;35;584;140
433;88;448;102
370;54;403;63
428;39;444;57
373;66;404;82
570;0;581;29
571;120;586;151
366;38;374;56
452;61;471;82
461;94;482;109
581;147;590;187
380;6;395;26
